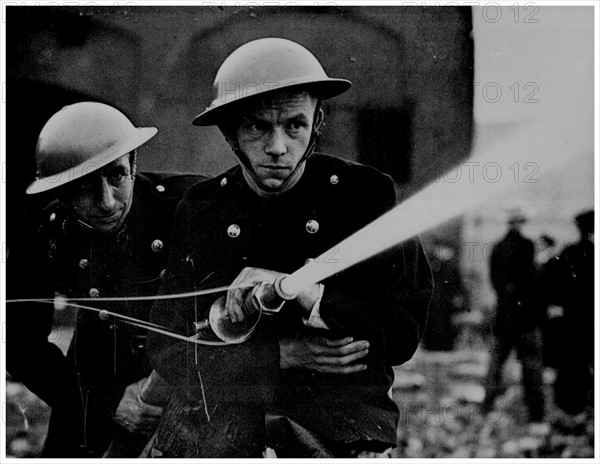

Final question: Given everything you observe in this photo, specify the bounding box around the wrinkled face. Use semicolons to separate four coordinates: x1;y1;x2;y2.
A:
65;154;134;234
233;91;317;192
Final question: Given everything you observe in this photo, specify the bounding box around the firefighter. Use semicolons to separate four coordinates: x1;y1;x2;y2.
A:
148;38;432;458
6;102;204;457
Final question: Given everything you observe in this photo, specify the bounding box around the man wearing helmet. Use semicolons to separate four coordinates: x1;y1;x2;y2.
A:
148;38;432;458
6;102;204;457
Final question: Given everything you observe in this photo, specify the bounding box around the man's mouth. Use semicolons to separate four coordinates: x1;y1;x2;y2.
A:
260;165;293;178
91;212;120;224
261;165;290;171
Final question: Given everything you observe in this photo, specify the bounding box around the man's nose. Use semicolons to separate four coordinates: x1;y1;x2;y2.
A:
96;178;116;212
265;128;287;157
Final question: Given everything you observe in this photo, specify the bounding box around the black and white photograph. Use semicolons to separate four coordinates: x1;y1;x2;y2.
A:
0;1;597;461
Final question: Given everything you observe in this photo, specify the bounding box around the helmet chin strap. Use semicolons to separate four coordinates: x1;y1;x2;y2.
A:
76;218;95;230
234;105;323;197
67;204;95;231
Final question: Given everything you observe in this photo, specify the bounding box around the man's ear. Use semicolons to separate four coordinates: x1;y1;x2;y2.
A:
219;125;240;153
314;107;324;131
129;150;138;178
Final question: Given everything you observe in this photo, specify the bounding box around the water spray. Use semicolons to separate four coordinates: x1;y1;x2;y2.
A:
205;112;592;343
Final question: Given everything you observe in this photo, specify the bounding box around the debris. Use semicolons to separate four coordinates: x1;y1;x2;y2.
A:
502;440;519;456
393;371;426;390
6;346;594;458
528;422;551;437
449;383;485;403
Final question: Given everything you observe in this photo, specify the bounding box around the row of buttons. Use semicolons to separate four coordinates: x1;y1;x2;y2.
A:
83;238;163;301
78;240;164;271
219;173;337;238
226;220;320;238
220;174;339;188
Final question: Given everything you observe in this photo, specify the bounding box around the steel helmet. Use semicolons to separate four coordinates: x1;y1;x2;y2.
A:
27;102;157;194
506;205;530;225
574;209;594;234
192;37;352;126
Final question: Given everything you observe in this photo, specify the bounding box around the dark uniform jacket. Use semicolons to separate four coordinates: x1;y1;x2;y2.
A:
550;237;594;414
552;239;594;345
6;172;203;457
490;228;538;333
148;154;432;457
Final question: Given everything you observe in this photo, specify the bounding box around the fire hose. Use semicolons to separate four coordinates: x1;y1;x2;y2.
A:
103;275;297;457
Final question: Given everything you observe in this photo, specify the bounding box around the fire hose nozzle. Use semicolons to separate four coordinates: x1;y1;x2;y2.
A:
204;275;297;343
251;274;297;314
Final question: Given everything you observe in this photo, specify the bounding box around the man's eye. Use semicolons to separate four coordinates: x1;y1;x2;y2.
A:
287;121;306;133
76;180;93;191
247;122;267;133
108;172;125;183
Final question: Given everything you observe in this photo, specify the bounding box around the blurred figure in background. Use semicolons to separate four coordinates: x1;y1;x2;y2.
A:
550;210;594;416
482;208;545;423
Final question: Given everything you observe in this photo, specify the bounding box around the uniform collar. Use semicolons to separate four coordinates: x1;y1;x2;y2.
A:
229;157;317;202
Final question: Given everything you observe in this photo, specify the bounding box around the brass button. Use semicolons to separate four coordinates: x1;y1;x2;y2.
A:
99;310;110;321
151;239;164;252
227;224;241;238
306;220;319;234
330;174;339;185
156;184;165;193
79;259;89;269
220;177;228;187
89;288;100;298
49;212;56;222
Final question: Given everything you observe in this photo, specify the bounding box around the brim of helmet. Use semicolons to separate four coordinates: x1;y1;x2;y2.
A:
26;127;158;195
508;217;528;224
191;78;352;127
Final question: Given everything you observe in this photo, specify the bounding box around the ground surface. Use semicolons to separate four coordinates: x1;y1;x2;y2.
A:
391;348;595;458
4;344;595;458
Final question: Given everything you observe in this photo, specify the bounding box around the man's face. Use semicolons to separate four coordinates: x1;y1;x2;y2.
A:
233;91;317;192
65;154;134;233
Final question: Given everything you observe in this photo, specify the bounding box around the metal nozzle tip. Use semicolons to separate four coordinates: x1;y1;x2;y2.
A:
274;274;298;300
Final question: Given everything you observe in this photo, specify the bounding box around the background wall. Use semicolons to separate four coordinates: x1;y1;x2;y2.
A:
462;6;595;314
6;5;474;201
